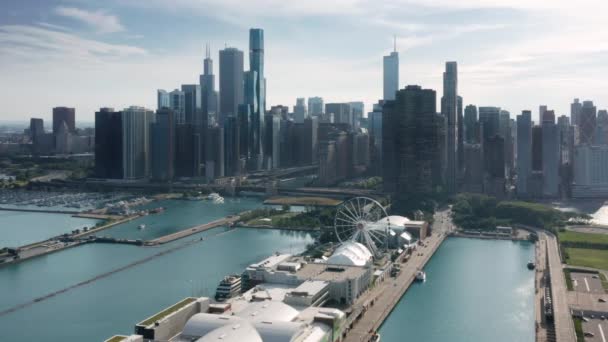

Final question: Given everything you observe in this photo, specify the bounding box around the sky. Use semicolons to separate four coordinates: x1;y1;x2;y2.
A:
0;0;607;124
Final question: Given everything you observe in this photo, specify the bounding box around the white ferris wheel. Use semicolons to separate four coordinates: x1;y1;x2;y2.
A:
334;197;390;257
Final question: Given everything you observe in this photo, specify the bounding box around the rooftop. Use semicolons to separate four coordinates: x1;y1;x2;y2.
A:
295;263;368;283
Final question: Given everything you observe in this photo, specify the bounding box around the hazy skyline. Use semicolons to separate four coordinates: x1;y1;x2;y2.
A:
1;0;607;122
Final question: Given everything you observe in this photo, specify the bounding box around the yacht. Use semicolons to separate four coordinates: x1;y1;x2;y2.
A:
415;270;426;282
207;193;225;204
527;261;535;270
215;275;242;301
138;224;146;230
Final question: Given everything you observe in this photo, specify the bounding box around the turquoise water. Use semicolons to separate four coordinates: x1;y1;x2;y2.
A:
379;238;535;342
0;228;314;341
101;197;262;240
0;211;99;248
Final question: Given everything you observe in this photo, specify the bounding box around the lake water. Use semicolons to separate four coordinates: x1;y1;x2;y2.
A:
0;210;98;248
379;238;535;342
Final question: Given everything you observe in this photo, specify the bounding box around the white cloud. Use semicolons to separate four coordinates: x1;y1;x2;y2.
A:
55;6;125;34
0;25;146;65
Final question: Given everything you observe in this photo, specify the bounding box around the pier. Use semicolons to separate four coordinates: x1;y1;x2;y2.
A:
0;207;80;215
145;215;242;245
343;209;451;342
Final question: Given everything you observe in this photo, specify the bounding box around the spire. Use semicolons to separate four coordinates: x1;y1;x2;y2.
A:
393;35;397;53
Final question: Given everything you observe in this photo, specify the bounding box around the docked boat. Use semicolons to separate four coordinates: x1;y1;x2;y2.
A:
527;261;535;270
371;332;381;342
415;270;426;282
215;275;242;301
138;224;146;230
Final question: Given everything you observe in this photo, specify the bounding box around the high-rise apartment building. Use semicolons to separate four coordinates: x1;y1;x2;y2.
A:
383;85;442;195
122;106;154;179
181;84;202;126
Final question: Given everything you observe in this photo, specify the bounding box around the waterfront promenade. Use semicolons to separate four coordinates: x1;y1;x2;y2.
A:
344;209;451;342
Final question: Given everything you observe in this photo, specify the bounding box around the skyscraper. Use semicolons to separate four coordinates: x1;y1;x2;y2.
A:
294;98;307;123
478;107;500;141
29;118;44;144
224;116;240;176
383;41;399;101
579;100;597;145
122;106;154;179
516;110;532;196
457;96;464;174
52;107;75;134
150;108;175;182
571;98;582;127
200;44;218;124
95;108;123;179
308;97;324;116
441;61;458;193
542;111;559;197
249;28;266;168
181;84;201;125
325;103;353;128
219;47;244;125
169;89;185;124
383;85;442;195
157;90;169;110
464;104;478;143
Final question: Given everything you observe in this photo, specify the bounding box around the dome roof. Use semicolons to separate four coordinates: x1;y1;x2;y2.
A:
326;241;372;266
196;320;262;342
235;301;299;323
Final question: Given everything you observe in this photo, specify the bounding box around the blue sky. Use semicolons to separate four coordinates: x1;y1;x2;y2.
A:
0;0;607;123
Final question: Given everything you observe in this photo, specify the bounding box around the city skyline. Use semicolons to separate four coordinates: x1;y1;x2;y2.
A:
1;0;607;122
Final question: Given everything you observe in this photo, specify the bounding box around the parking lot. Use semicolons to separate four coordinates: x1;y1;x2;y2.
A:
572;272;606;294
582;317;608;342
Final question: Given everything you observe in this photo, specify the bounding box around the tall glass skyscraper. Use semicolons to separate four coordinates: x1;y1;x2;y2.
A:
248;28;266;169
200;44;217;125
219;47;244;125
383;45;399;101
516;110;532;196
442;61;458;193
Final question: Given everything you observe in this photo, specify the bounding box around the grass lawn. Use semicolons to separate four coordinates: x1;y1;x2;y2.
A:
560;230;608;245
566;248;608;270
139;297;196;326
573;317;584;342
105;336;127;342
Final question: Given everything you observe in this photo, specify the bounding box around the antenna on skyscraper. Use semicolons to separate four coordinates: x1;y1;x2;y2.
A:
393;35;397;52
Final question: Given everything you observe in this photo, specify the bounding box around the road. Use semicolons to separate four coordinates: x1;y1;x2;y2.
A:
543;231;577;342
343;208;451;342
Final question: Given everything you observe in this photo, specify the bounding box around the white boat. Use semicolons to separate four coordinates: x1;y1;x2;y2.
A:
415;270;426;282
207;193;225;204
215;275;242;301
138;224;146;230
